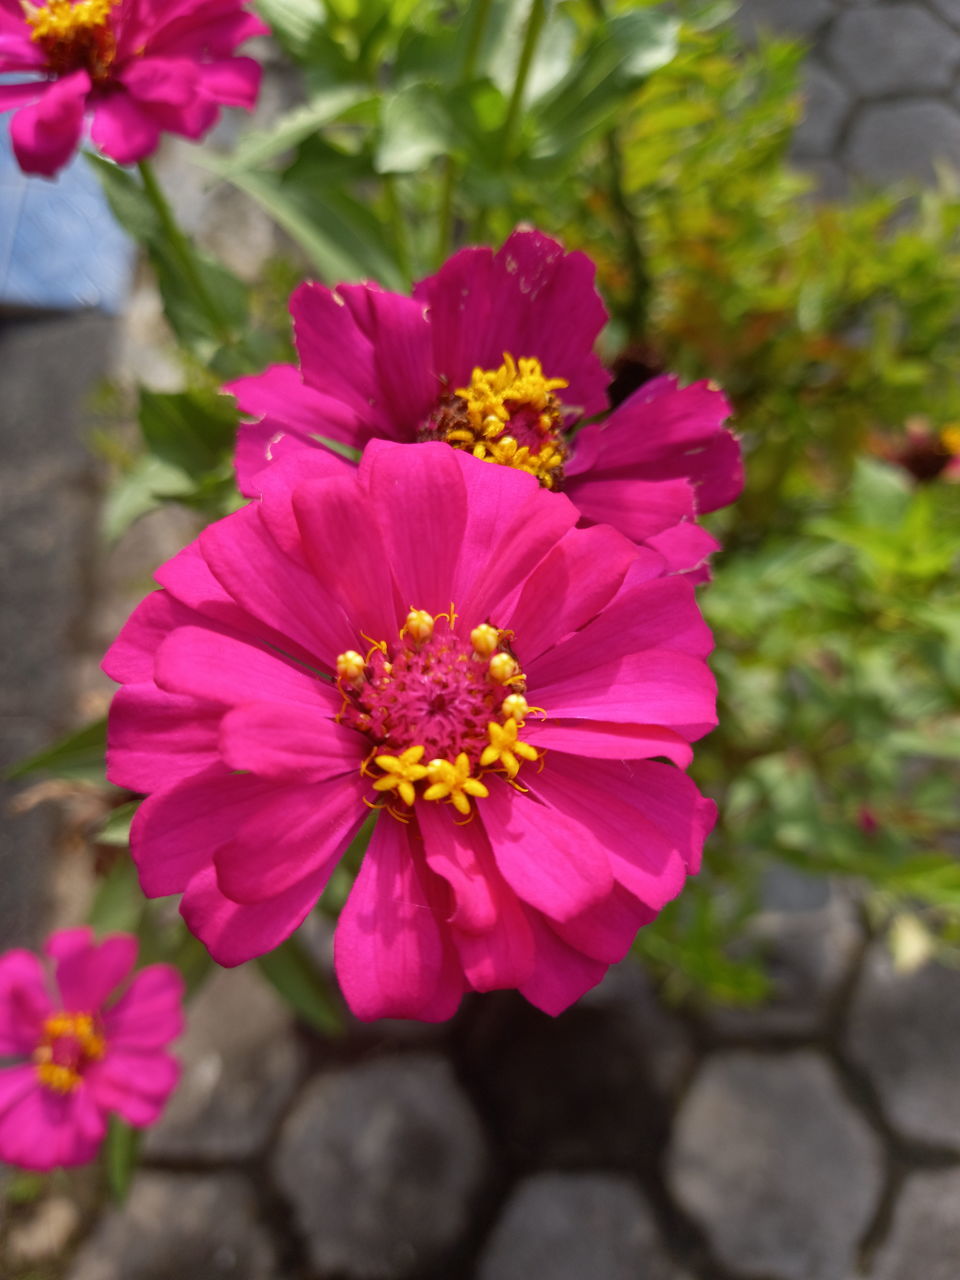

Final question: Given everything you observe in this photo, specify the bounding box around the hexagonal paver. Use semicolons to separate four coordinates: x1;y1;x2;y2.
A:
794;64;851;158
866;1167;960;1280
827;7;960;96
737;0;835;38
847;100;960;184
846;946;960;1148
668;1051;883;1280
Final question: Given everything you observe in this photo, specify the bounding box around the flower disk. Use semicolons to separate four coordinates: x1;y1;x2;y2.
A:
24;0;117;81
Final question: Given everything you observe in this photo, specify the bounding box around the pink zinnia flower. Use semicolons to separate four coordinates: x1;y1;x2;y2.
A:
0;928;183;1171
0;0;266;177
228;228;742;577
104;442;718;1021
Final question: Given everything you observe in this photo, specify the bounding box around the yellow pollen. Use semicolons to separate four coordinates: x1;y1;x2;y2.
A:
940;424;960;456
372;746;429;807
336;650;366;683
489;652;518;684
403;609;435;643
424;754;490;817
470;623;499;658
24;0;113;40
480;719;540;779
501;693;529;721
33;1011;105;1095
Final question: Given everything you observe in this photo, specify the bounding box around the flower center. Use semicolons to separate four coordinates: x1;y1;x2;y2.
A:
24;0;117;82
337;608;542;818
33;1011;105;1094
420;354;570;490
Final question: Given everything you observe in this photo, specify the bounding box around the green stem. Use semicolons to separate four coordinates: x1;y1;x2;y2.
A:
603;130;652;338
436;0;495;264
500;0;547;164
137;159;233;347
383;175;412;284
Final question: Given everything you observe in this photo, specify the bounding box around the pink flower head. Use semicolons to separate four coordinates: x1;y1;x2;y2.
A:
0;0;267;177
228;228;743;577
104;442;718;1021
0;928;183;1171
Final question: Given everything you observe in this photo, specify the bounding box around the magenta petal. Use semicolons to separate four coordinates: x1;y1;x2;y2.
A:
334;817;463;1022
567;473;698;543
0;1082;106;1171
480;780;613;922
106;683;222;793
227;363;366;451
523;720;694;767
548;884;657;965
644;521;721;579
0;1066;41;1122
197;55;261;108
10;71;90;177
86;1050;180;1126
120;56;198;106
518;913;607;1017
90;91;162;166
180;860;333;967
417;801;498;933
0;81;42;110
213;771;366;904
155;625;335;708
0;952;50;1054
103;966;185;1050
53;934;138;1013
219;701;363;781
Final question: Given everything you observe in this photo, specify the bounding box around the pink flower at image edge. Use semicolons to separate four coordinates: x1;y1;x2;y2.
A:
0;928;183;1171
104;441;718;1023
0;0;267;177
228;227;743;578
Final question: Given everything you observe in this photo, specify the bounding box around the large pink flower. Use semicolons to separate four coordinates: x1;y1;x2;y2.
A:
104;442;718;1021
0;928;183;1171
0;0;266;177
228;229;742;577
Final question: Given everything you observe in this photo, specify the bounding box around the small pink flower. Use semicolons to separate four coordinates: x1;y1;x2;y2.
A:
0;928;183;1171
228;228;743;578
0;0;267;177
104;442;718;1022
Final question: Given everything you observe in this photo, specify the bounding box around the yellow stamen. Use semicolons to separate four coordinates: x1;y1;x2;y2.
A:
500;693;529;722
25;0;113;40
424;753;490;816
489;652;518;684
470;623;499;658
940;424;960;456
403;609;435;643
372;746;429;807
480;719;540;779
33;1011;105;1095
336;650;366;683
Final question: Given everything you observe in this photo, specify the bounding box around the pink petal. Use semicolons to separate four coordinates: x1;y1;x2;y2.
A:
523;720;694;767
644;521;721;578
52;934;138;1013
548;883;657;965
219;701;364;781
90;91;162;166
531;649;717;740
480;779;613;922
565;473;698;543
518;912;607;1016
149;9;267;58
103;966;185;1049
0;1082;106;1171
0;1066;41;1122
86;1049;180;1127
417;801;497;933
250;443;356;555
0;951;50;1055
181;861;337;967
334;817;463;1022
131;768;330;897
213;771;366;904
197;55;261;108
0;81;42;110
106;683;223;793
155;625;337;709
234;420;315;497
120;55;198;106
336;283;438;431
228;363;366;450
102;589;200;684
10;71;90;177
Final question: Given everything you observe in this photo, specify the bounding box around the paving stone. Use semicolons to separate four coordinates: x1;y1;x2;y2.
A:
846;99;960;184
845;946;960;1147
146;966;306;1161
7;1194;80;1266
65;1172;279;1280
736;0;836;39
799;157;851;201
455;991;677;1170
927;0;960;33
704;873;862;1038
866;1167;960;1280
477;1173;691;1280
826;7;960;96
272;1052;489;1279
668;1050;883;1280
794;63;851;157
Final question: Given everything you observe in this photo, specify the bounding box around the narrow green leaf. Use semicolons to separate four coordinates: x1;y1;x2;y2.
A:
6;718;107;783
256;935;344;1035
89;853;145;935
105;1116;141;1203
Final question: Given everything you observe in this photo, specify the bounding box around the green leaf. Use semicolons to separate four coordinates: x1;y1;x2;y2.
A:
138;389;238;479
6;718;107;784
222;87;375;173
374;83;455;174
89;852;144;934
105;1116;141;1202
252;0;325;60
101;456;196;541
256;934;344;1035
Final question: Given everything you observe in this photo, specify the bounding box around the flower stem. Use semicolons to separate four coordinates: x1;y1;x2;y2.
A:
137;159;233;348
500;0;546;164
436;0;495;265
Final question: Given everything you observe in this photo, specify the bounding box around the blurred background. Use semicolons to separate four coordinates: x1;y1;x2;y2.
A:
2;0;959;1277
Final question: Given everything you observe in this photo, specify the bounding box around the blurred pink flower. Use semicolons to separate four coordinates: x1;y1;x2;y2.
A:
228;229;743;579
0;0;266;177
104;442;717;1022
0;927;183;1170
